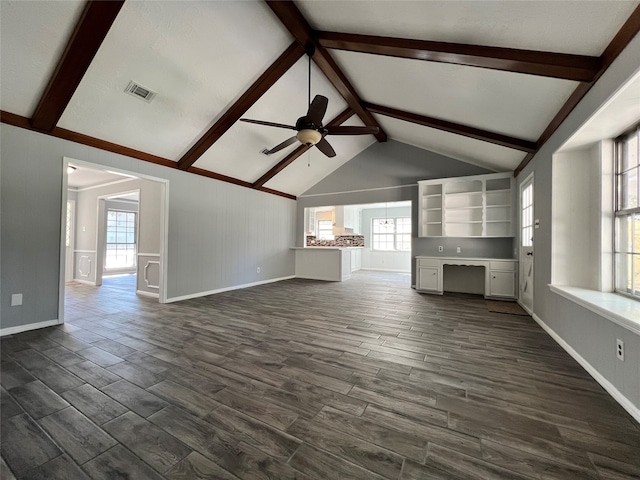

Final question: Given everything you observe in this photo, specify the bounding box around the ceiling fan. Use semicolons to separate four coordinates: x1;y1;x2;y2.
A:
240;46;379;158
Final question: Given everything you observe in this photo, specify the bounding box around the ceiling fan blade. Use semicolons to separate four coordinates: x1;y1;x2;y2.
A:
240;118;296;130
305;95;328;126
265;136;298;155
315;137;336;158
325;125;380;136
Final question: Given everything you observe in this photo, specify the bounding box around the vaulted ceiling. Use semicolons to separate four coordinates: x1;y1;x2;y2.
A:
1;0;639;198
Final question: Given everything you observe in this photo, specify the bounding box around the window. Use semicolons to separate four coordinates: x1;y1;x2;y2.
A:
521;182;533;248
317;220;334;240
105;210;137;269
372;217;411;251
615;125;640;299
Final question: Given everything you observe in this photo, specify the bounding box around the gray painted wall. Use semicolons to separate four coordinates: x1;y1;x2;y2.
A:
517;33;640;412
298;140;513;283
1;124;296;330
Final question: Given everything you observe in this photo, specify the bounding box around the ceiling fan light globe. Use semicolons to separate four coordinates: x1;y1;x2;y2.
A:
297;129;322;146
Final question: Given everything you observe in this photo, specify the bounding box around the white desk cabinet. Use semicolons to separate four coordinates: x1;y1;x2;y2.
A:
488;261;516;298
416;256;517;299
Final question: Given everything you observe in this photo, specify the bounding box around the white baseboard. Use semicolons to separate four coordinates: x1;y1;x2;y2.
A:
71;278;96;286
136;290;159;299
165;275;295;303
295;275;342;282
531;312;640;424
1;319;60;337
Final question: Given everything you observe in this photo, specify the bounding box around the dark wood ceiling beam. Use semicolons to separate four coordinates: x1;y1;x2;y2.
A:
253;108;354;188
1;110;296;200
30;1;124;131
364;103;537;152
177;41;305;171
316;31;600;82
515;4;640;176
265;1;387;143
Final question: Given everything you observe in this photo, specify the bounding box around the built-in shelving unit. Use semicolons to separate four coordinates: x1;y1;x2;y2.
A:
418;172;514;237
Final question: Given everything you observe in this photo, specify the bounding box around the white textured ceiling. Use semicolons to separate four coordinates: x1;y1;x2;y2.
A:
332;50;578;141
67;165;134;189
0;0;85;116
1;0;639;197
297;0;638;56
58;0;293;160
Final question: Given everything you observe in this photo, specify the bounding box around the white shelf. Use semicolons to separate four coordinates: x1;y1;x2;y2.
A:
418;172;514;238
445;190;482;198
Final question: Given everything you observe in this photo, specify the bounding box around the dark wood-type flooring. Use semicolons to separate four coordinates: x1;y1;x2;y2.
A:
1;272;639;479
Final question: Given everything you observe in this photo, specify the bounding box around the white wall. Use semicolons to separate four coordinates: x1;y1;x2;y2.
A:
552;145;602;289
517;32;640;417
0;124;296;331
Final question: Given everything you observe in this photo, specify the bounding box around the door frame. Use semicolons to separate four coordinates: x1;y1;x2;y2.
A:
58;157;170;323
518;172;534;314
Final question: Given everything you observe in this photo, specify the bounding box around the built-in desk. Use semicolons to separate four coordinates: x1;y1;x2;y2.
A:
416;256;518;299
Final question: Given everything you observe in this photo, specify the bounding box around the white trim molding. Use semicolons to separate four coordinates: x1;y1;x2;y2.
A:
137;253;160;257
531;312;640;424
166;276;295;303
71;278;97;286
550;285;640;335
73;249;97;253
299;184;416;198
1;319;60;337
137;290;159;298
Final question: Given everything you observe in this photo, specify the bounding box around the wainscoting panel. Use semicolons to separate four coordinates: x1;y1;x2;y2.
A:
74;251;96;283
137;253;160;298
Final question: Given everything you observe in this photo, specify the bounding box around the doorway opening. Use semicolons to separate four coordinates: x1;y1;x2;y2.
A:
59;158;169;323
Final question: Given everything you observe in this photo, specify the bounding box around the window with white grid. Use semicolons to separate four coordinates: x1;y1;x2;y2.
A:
372;217;411;251
105;210;137;269
615;125;640;299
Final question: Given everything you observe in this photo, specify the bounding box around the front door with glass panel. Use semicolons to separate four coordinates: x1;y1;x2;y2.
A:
519;175;534;313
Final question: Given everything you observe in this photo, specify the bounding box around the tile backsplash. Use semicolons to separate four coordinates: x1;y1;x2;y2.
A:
306;235;365;247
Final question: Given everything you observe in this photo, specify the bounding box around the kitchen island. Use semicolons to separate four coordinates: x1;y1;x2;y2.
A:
291;247;362;282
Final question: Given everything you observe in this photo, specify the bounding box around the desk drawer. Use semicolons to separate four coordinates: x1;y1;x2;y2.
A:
417;258;439;267
490;260;516;271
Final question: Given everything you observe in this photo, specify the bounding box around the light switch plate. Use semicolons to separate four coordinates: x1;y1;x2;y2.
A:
11;294;23;306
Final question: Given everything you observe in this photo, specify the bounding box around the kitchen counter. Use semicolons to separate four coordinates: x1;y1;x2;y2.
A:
291;247;362;281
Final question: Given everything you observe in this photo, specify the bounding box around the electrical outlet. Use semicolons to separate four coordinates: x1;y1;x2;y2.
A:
456;247;461;253
11;294;23;306
438;246;443;252
257;267;260;274
616;339;624;361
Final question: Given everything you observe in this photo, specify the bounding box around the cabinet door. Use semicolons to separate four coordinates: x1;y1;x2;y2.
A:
418;267;439;291
489;271;515;298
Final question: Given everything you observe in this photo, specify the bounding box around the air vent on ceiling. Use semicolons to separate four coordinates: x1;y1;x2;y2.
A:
124;81;157;103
